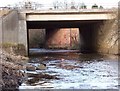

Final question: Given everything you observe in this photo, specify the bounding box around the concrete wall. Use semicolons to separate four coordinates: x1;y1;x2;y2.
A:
18;20;27;55
0;11;30;56
18;12;28;55
1;10;27;55
0;10;29;56
95;19;119;54
2;11;19;44
78;19;119;54
46;28;80;49
79;24;96;53
46;28;70;49
29;29;46;48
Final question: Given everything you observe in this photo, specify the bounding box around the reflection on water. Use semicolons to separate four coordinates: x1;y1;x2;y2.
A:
19;49;119;90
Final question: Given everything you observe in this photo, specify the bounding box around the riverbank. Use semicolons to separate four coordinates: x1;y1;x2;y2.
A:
0;48;28;90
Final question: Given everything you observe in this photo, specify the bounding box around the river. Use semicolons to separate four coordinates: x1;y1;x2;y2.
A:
19;49;119;90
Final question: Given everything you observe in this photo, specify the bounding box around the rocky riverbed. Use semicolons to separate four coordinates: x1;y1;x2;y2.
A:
0;48;28;90
19;51;119;89
0;48;60;90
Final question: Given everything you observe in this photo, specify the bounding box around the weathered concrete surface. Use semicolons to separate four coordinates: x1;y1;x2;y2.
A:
18;20;27;55
2;10;19;44
46;28;80;49
0;10;27;55
29;29;46;48
95;19;119;54
79;24;97;53
46;28;70;49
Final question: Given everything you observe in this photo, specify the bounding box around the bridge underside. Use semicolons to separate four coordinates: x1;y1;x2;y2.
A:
27;20;105;54
27;20;102;29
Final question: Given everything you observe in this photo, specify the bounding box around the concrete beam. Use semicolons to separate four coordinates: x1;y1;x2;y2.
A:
26;13;115;21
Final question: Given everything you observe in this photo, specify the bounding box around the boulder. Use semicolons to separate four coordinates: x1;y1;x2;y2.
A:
36;63;46;70
26;64;36;71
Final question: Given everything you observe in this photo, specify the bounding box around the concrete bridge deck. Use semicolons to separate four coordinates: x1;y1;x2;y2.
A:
19;9;116;21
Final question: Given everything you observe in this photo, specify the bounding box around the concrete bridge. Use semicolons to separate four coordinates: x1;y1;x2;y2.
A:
24;10;114;21
1;9;116;56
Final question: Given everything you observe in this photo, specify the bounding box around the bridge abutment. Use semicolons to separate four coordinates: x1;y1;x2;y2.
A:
18;20;28;56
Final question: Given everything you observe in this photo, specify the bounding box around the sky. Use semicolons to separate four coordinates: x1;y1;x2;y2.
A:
0;0;119;8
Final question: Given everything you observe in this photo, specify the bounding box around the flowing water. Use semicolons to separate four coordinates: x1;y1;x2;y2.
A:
19;49;119;90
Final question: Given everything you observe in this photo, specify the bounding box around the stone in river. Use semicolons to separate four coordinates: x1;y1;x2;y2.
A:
36;63;46;70
26;64;36;71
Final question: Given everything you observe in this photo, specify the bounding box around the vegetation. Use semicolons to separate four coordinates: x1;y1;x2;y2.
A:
80;3;87;9
99;6;103;9
1;43;26;55
1;43;25;49
4;0;105;10
92;4;98;9
6;1;43;10
1;42;17;48
52;1;87;10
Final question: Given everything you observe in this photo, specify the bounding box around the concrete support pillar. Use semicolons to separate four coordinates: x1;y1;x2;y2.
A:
18;12;28;56
79;24;95;53
18;20;28;56
29;29;46;48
